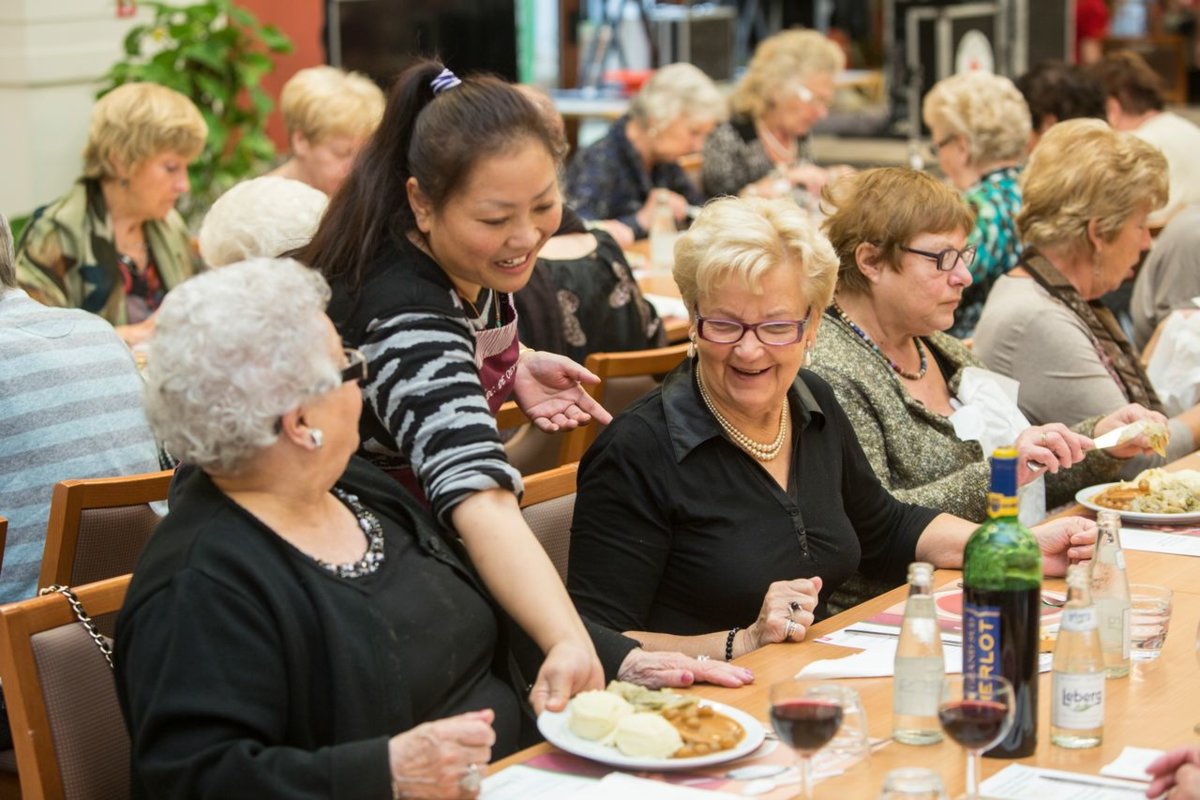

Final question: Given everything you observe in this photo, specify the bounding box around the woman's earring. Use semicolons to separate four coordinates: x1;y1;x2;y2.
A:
687;337;697;359
804;346;813;367
309;429;324;450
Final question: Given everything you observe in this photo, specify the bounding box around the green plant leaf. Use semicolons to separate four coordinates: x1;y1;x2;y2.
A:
259;24;292;53
236;51;273;87
123;25;147;56
181;41;225;73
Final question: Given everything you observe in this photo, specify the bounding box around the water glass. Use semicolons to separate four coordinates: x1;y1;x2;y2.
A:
1129;584;1173;661
813;684;869;774
878;767;948;800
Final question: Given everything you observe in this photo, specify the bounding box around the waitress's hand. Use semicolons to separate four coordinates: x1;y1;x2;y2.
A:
513;350;613;432
388;709;494;799
528;640;605;714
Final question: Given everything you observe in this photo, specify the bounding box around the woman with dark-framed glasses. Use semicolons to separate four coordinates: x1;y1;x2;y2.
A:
810;168;1163;612
566;195;1098;662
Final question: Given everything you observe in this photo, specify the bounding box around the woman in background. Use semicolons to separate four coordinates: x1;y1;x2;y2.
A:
16;82;206;346
565;62;726;243
702;28;846;200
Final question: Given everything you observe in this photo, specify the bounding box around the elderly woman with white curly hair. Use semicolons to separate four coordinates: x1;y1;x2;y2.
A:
565;62;727;243
116;258;750;800
567;196;1096;663
198;175;328;266
923;71;1032;337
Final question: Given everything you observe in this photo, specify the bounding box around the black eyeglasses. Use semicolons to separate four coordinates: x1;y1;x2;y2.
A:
900;244;977;272
696;311;812;346
341;347;368;384
928;134;957;156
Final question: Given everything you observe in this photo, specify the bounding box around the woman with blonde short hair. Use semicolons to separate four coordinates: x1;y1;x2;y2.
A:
567;196;1097;661
565;62;727;241
702;28;847;199
199;176;328;266
269;66;384;195
922;71;1032;337
974;119;1200;461
16;82;206;345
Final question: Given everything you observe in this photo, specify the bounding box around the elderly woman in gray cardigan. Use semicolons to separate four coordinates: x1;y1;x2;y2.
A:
809;168;1165;611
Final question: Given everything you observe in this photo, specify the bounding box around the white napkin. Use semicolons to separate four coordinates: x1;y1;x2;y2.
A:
1146;309;1200;416
796;636;962;679
949;367;1046;525
1100;746;1164;782
642;293;689;321
572;773;740;799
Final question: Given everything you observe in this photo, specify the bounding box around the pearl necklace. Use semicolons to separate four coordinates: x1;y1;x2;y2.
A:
696;366;790;461
830;300;928;381
756;120;799;167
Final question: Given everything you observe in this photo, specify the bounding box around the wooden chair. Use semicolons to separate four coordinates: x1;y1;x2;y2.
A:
0;575;131;800
0;517;7;575
518;463;579;583
38;470;172;592
559;342;690;463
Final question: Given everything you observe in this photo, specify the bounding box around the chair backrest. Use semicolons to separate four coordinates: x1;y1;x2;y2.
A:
518;463;578;583
39;470;172;592
0;575;131;800
559;342;690;463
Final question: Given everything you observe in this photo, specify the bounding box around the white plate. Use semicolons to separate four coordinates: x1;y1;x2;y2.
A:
537;699;766;771
1076;483;1200;525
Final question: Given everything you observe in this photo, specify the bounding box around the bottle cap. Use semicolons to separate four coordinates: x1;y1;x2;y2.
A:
907;561;934;582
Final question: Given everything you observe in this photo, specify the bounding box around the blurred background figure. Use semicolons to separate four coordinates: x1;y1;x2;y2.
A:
1075;0;1111;64
922;71;1031;337
0;212;161;603
1015;60;1107;150
565;63;726;244
1131;204;1200;351
268;66;384;196
1091;50;1200;227
15;82;206;347
199;176;328;267
701;28;846;200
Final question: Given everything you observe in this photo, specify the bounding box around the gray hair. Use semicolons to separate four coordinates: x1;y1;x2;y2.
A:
143;258;338;474
199;177;328;266
629;62;728;129
0;214;14;289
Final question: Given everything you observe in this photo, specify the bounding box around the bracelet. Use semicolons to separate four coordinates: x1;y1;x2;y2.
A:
724;626;741;662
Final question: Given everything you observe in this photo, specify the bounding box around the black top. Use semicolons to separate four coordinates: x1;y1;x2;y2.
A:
567;360;940;636
118;457;638;799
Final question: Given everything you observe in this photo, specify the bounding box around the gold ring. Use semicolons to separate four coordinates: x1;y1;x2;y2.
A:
784;619;797;641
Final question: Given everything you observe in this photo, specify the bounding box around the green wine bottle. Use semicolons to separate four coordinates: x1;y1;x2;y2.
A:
962;446;1042;758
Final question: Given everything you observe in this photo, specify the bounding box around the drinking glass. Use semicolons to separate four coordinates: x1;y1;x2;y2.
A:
938;673;1015;800
878;767;948;799
1129;583;1173;660
769;679;848;800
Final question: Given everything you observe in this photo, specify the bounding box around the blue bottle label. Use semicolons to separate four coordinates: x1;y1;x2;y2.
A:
963;601;1002;698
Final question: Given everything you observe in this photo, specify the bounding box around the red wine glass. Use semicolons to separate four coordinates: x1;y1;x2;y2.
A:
768;679;847;800
938;673;1015;800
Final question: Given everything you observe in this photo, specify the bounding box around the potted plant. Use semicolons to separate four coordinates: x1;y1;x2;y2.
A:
99;0;293;220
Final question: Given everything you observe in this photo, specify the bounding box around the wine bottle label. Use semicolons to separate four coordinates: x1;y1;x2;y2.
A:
1052;671;1105;729
894;657;943;716
987;492;1019;517
963;601;1002;691
1060;607;1098;632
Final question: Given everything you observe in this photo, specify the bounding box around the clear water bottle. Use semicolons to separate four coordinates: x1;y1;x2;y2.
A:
893;562;944;745
1091;509;1131;678
1051;563;1105;748
648;190;678;273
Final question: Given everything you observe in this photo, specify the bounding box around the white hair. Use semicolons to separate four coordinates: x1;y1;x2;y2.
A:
629;62;729;129
199;177;328;266
144;258;338;474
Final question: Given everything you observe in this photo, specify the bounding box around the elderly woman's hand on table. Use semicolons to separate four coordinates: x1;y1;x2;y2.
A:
513;349;613;432
389;709;495;799
1031;516;1097;577
1093;403;1171;460
617;649;755;689
743;577;823;654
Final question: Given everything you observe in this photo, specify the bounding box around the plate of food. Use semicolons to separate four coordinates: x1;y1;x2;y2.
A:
1076;468;1200;524
537;681;766;770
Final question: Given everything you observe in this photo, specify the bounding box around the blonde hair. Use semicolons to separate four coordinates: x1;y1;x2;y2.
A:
821;168;974;296
280;66;385;144
629;62;728;129
674;197;838;317
199;177;328;267
1018;118;1167;258
82;83;207;179
732;29;846;119
922;71;1032;166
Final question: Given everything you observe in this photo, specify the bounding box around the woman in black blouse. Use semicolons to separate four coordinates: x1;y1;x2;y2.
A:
119;259;749;799
567;196;1097;662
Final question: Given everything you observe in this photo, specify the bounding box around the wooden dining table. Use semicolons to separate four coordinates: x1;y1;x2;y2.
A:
490;453;1200;796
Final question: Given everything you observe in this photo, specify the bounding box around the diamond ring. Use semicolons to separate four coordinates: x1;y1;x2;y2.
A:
459;763;482;794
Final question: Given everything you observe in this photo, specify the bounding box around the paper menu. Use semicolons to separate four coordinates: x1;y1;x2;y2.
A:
979;765;1148;799
858;583;1063;638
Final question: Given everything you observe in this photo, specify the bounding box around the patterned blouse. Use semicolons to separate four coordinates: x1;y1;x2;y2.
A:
952;166;1024;339
700;115;815;199
810;310;1125;613
564;115;703;239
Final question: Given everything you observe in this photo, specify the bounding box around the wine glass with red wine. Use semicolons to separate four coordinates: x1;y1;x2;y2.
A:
768;679;847;800
938;673;1015;800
